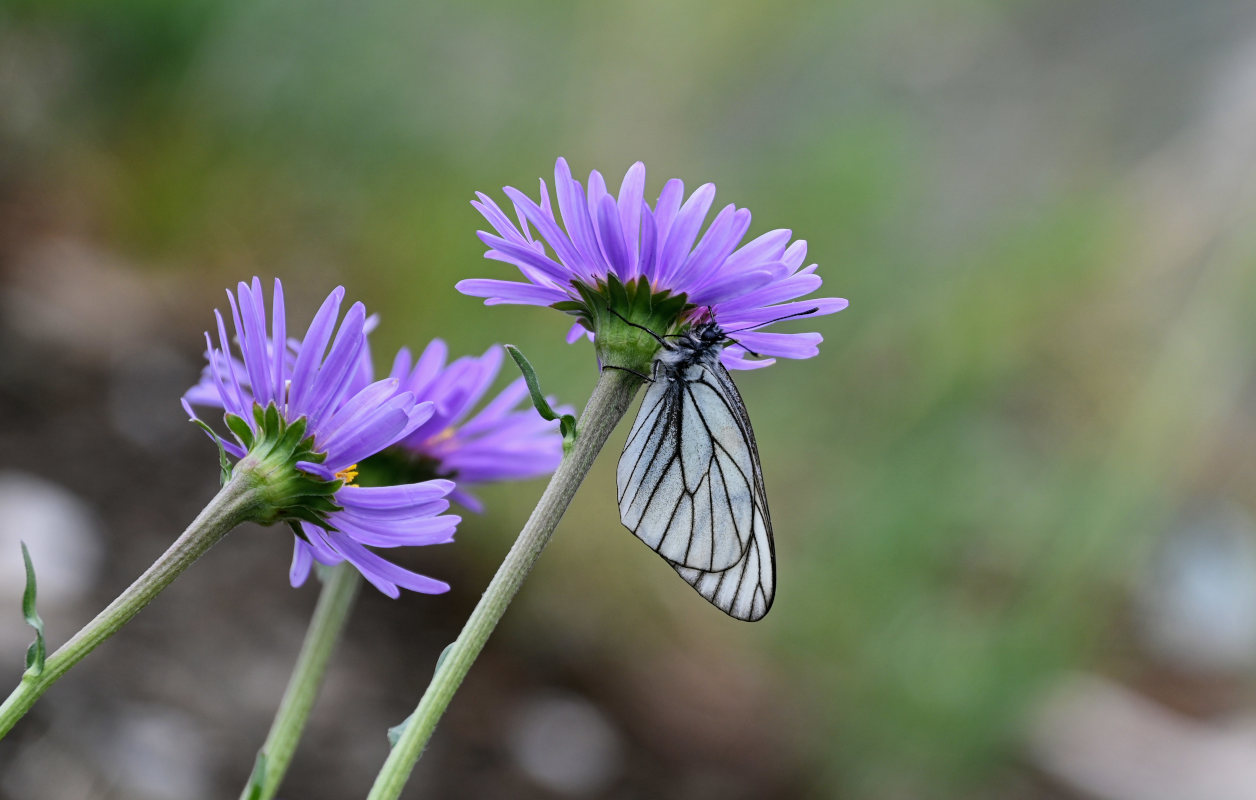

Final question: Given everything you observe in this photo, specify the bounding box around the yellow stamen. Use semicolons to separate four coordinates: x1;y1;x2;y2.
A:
335;464;359;486
428;427;456;445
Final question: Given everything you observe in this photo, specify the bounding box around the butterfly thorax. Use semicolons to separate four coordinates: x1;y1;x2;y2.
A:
654;321;727;378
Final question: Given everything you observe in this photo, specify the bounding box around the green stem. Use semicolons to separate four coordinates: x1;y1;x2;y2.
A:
366;367;642;800
0;472;262;738
241;563;362;800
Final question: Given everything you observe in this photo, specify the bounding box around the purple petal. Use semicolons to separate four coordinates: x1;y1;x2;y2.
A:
213;312;249;417
720;297;849;329
586;168;609;232
501;186;586;270
670;205;750;291
289;539;314;587
690;268;778;307
617;162;646;274
595;194;632;279
331;513;459;547
326;531;451;597
730;330;823;360
477;232;571;284
270;279;287;403
302;302;367;426
472;192;529;243
637;202;658;282
232;281;274;407
657;183;716;285
449;488;485;514
651;178;685;249
553;158;606;282
337;480;455;509
781;239;809;270
721;229;793;274
715;272;824;314
720;350;777;370
388;346;413;382
288;287;345;415
457;279;568;306
455;375;529;437
317;378;403;446
299;521;345;567
407;339;448;397
321;399;416;470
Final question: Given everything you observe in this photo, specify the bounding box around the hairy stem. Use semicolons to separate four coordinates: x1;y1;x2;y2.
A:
366;367;641;800
242;563;362;800
0;473;262;738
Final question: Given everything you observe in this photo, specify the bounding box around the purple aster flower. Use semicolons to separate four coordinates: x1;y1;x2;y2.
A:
183;278;460;598
193;329;568;516
459;157;848;370
364;340;569;513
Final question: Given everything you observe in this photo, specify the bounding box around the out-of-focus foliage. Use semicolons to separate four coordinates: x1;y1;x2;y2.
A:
4;1;1256;798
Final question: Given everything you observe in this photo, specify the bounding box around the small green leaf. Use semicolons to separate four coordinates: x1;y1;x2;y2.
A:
243;753;267;800
20;542;45;676
505;345;559;421
387;712;413;749
387;643;455;747
505;345;578;452
433;642;455;674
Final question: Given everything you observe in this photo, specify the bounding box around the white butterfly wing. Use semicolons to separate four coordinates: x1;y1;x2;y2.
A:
616;354;776;621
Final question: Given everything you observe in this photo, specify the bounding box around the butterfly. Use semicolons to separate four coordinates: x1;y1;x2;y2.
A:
615;316;788;621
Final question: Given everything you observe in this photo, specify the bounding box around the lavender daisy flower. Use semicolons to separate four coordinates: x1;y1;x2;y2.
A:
459;157;848;372
184;278;460;598
359;341;569;513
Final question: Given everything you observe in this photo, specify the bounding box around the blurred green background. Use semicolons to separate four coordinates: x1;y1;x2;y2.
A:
4;1;1256;798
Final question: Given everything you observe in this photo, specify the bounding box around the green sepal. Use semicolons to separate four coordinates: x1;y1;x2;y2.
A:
20;542;46;676
243;752;267;800
227;403;345;528
564;274;690;375
387;643;456;747
226;413;256;450
504;345;578;452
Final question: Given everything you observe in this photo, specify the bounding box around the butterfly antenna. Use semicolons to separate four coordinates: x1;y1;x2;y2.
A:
606;307;668;346
720;306;820;337
724;337;765;359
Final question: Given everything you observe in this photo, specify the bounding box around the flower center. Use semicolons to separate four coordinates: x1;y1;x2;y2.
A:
335;464;360;486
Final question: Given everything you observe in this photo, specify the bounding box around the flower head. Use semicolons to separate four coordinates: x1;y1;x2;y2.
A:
354;340;569;513
459;158;848;372
183;278;460;598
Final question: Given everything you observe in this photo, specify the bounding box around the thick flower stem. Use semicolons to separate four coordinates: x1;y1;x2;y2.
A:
0;473;263;739
242;563;362;800
367;367;642;800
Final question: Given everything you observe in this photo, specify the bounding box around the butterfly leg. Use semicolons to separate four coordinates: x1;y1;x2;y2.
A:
601;364;654;382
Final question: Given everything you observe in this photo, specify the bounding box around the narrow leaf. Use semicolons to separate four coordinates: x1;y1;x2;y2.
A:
505;345;578;453
505;345;559;421
20;542;45;676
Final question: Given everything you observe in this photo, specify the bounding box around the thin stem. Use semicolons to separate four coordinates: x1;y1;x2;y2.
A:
0;473;262;738
367;367;642;800
241;563;362;800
